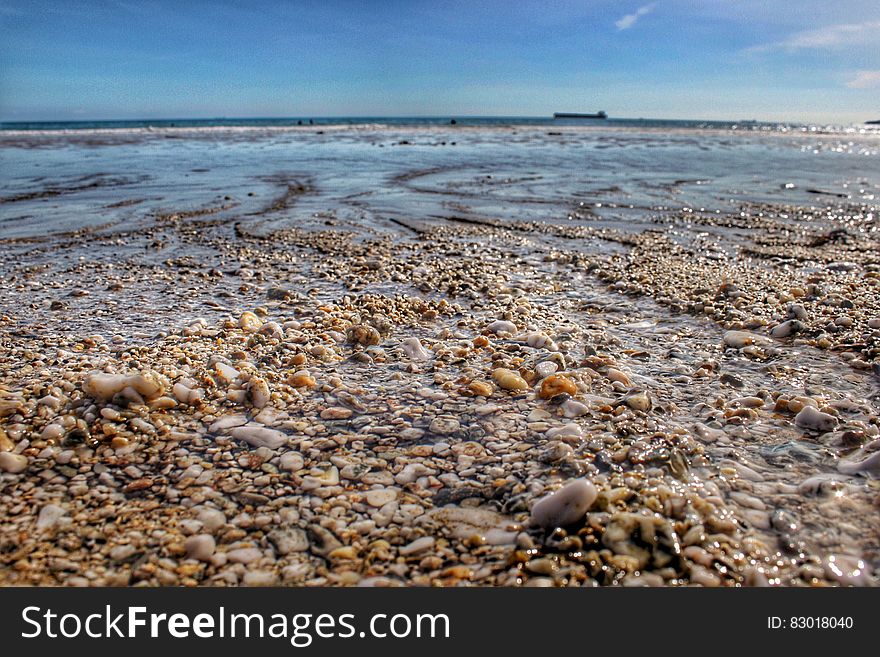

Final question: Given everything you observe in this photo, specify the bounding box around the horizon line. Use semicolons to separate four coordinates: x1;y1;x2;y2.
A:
2;114;874;126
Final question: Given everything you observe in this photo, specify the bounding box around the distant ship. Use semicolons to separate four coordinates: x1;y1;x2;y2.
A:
866;119;880;125
553;111;607;119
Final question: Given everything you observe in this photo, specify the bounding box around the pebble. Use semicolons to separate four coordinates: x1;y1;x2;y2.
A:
492;368;529;391
197;507;227;532
560;399;589;417
243;571;278;586
320;407;353;420
624;391;651;412
347;324;381;345
365;488;399;507
214;362;240;383
399;536;436;556
83;371;164;402
429;417;460;434
184;534;216;561
280;451;305;471
36;504;67;531
109;545;138;562
723;330;771;348
239;311;263;332
401;337;431;360
535;361;558;379
268;527;309;554
530;479;598;529
226;547;263;564
230;424;288;448
289;371;317;388
539;374;577;399
837;449;880;475
545;423;583;444
247;377;270;408
770;319;804;338
606;368;631;386
794;405;838;433
0;452;28;474
487;319;517;334
209;414;248;432
467;380;494;396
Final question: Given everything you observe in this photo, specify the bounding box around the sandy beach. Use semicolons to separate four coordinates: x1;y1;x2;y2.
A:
1;123;879;587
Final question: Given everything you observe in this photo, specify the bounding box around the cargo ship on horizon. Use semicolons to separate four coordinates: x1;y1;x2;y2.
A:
553;111;607;119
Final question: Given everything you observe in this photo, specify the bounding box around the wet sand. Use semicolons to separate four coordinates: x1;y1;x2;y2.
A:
1;125;879;586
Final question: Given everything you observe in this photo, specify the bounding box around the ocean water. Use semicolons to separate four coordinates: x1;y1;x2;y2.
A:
1;119;878;240
1;115;866;132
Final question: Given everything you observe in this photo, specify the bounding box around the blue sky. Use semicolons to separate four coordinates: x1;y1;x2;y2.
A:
1;0;878;122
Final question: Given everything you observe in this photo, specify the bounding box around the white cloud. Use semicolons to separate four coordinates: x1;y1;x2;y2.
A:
615;3;655;31
846;70;880;89
746;20;880;53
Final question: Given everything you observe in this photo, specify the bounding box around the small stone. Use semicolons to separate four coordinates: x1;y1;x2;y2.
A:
788;303;808;320
197;507;226;532
770;319;804;338
723;330;771;348
36;504;67;531
530;479;598;529
109;545;138;562
487;319;517;334
365;488;398;507
347;324;381;345
320;407;352;420
535;361;558;379
467;380;494;396
239;311;263;332
288;371;316;388
243;571;278;586
837;450;880;475
545;423;583;444
399;536;435;556
429;417;460;435
280;451;305;471
0;452;28;473
83;371;164;402
606;368;631;386
794;405;838;433
401;337;431;360
214;362;239;383
560;399;589;417
226;547;263;564
247;377;270;409
230;424;288;449
184;534;216;562
269;527;309;555
492;368;529;391
624;391;651;412
539;374;577;399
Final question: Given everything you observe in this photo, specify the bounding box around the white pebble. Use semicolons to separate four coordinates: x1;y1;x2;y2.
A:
487;319;517;334
530;479;598;529
794;405;838;433
230;424;288;449
401;337;431;361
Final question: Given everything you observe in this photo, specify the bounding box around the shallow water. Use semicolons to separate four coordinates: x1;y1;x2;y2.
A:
2;125;878;240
